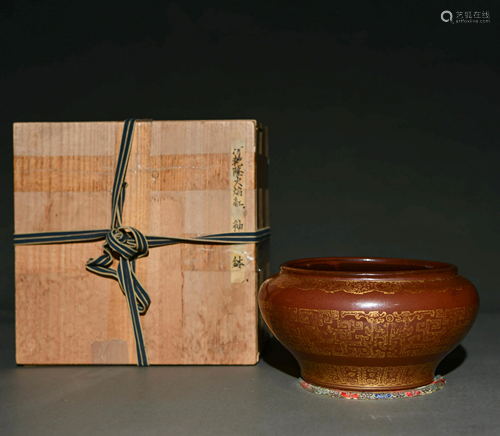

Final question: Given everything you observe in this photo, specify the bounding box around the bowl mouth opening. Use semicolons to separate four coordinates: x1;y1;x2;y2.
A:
280;257;457;278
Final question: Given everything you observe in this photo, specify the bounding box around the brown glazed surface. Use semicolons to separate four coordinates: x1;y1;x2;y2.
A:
258;257;479;391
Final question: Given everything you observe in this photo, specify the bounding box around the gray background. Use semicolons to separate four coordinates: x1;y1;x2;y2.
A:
1;314;499;435
1;1;499;313
1;2;499;434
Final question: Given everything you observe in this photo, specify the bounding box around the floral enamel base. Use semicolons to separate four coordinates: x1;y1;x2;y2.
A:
299;376;446;400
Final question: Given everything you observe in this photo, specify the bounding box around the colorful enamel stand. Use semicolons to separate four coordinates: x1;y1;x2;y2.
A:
299;376;446;400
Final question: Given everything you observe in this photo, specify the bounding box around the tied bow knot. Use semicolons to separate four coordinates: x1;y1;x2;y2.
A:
85;222;152;356
105;226;149;261
85;222;151;364
84;120;151;365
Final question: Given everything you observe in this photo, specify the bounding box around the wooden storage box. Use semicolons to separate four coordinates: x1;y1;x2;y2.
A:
14;120;269;365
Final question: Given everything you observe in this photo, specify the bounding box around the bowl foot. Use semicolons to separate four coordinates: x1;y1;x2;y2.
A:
299;376;445;400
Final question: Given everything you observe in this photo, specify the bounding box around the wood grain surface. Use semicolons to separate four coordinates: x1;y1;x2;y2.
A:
14;120;269;365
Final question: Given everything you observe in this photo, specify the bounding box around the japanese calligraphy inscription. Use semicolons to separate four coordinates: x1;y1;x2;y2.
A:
230;139;246;283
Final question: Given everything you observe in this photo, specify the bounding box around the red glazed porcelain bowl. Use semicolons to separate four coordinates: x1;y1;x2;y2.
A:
258;257;479;392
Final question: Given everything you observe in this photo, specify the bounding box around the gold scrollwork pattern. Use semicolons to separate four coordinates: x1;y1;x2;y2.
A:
273;274;465;294
259;302;477;358
300;361;435;388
